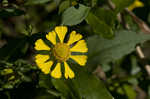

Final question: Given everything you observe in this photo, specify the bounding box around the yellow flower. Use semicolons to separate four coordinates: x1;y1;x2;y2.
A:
34;26;88;79
128;0;144;11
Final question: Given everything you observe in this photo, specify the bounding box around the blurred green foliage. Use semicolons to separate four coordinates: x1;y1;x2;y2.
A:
0;0;150;99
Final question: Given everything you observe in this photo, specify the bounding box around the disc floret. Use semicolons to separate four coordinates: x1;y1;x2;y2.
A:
53;43;70;62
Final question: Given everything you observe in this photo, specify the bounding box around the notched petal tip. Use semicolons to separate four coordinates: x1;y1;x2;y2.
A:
55;26;68;43
70;40;88;53
46;31;57;45
70;55;88;66
34;39;50;51
35;54;53;74
35;54;50;63
64;62;75;79
67;31;83;45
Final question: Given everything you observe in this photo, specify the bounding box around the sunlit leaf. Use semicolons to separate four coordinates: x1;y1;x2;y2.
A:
62;4;90;26
52;65;113;99
87;30;150;67
86;12;114;38
59;1;70;14
71;66;113;99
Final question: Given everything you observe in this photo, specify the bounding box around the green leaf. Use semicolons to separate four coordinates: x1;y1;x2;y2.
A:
51;79;72;98
87;30;150;66
112;0;134;13
51;66;113;99
61;4;90;26
71;66;113;99
59;1;70;14
92;8;116;28
86;12;114;38
39;74;53;89
25;0;51;5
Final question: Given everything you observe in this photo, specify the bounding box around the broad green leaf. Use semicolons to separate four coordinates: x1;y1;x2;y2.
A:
25;0;51;5
71;66;113;99
87;30;150;66
86;12;114;38
92;8;116;28
61;4;90;26
51;79;73;98
59;0;70;14
112;0;134;13
51;65;113;99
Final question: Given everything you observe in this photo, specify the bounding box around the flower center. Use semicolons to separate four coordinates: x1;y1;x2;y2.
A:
53;43;70;62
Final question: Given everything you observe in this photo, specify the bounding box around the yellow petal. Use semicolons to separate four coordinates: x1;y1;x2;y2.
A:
64;62;75;79
67;31;82;45
135;0;144;7
70;40;88;53
46;31;56;45
51;63;62;78
128;0;144;11
35;54;50;65
41;61;53;74
70;55;87;66
35;54;53;74
35;39;50;50
55;26;67;43
128;4;135;11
